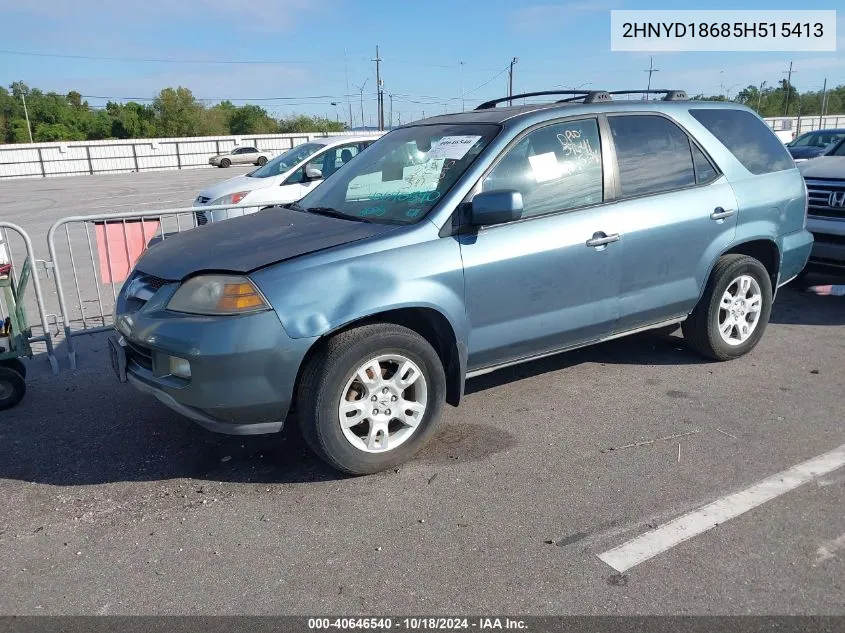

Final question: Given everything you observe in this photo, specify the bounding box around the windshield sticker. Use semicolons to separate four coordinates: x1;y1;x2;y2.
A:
427;136;482;160
371;190;441;204
528;152;563;183
406;208;423;218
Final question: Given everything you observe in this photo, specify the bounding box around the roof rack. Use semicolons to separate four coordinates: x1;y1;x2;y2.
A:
475;89;689;110
607;90;688;101
475;90;612;110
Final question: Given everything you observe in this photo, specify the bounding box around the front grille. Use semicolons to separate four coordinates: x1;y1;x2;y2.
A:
806;178;845;220
195;210;208;226
125;340;153;371
122;271;171;312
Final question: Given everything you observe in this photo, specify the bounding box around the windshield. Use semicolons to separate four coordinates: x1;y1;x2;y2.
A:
790;131;845;148
295;124;500;224
248;142;325;178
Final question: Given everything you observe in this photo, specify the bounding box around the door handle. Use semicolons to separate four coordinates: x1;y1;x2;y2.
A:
586;232;620;248
710;207;736;220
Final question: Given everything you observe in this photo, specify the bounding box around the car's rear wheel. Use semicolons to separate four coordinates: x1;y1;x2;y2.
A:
220;158;231;168
297;323;446;475
256;156;268;166
682;254;772;361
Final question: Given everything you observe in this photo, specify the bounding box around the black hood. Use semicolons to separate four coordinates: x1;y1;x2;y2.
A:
135;206;397;280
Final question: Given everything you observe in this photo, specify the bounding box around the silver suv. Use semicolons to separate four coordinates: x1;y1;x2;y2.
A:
799;137;845;274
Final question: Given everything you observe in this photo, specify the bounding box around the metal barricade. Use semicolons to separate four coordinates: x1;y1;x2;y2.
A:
0;221;59;374
46;202;290;369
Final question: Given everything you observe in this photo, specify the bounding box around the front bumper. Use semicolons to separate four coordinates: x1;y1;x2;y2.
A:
806;216;845;269
114;286;317;434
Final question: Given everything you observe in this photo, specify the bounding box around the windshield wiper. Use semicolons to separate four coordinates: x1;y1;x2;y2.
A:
304;206;372;223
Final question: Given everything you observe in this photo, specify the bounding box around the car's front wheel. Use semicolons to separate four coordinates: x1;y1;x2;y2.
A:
297;323;446;475
256;156;268;166
220;158;231;168
682;254;773;361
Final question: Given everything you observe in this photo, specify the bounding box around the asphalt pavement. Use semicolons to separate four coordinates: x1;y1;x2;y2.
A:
0;170;843;615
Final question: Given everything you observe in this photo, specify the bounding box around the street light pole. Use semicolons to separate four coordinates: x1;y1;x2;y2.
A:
459;61;465;112
756;81;767;114
20;92;33;143
355;79;368;130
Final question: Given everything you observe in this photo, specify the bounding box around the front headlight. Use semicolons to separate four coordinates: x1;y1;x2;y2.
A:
210;191;250;206
167;275;269;315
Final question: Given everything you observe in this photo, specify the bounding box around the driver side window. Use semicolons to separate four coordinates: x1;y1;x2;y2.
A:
482;118;604;219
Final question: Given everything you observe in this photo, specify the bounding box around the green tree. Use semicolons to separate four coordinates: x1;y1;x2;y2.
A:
152;87;205;137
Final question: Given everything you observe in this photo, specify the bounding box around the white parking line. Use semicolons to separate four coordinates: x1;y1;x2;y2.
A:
598;443;845;573
815;533;845;564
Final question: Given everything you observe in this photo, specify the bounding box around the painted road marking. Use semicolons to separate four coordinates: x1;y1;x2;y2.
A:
598;443;845;573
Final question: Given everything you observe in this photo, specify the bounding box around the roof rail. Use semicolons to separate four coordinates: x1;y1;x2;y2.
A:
607;90;689;101
475;90;612;110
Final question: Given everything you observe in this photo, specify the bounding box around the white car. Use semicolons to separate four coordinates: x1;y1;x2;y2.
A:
208;146;274;167
193;135;380;224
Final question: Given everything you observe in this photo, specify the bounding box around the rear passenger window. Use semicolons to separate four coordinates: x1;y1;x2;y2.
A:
481;118;603;218
691;143;719;184
689;108;793;175
608;115;696;198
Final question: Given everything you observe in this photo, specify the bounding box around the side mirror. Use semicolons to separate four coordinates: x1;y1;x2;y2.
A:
470;190;523;225
304;166;323;181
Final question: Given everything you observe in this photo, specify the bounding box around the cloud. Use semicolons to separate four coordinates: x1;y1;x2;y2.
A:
511;1;615;31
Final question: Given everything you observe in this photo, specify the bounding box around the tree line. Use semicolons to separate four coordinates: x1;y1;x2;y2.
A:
0;83;346;144
691;79;845;118
2;78;844;144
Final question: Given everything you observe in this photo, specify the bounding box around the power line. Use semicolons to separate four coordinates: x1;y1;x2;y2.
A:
0;48;322;65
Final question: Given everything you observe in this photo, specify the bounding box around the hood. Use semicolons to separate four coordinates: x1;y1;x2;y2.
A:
197;173;279;202
788;146;826;160
135;206;398;280
798;156;845;180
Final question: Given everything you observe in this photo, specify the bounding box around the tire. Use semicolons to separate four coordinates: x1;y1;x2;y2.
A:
0;358;26;379
220;158;231;168
297;323;447;475
682;254;773;361
0;366;25;411
256;156;268;166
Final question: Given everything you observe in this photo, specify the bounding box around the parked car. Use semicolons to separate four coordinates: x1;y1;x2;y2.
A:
193;135;379;224
208;146;274;168
797;136;845;273
786;129;845;162
110;89;812;475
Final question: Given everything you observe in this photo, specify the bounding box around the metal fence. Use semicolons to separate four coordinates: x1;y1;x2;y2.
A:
0;131;381;179
46;202;291;369
764;115;845;137
0;222;59;373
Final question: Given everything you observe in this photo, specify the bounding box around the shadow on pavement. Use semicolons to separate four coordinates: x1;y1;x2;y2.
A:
770;271;845;327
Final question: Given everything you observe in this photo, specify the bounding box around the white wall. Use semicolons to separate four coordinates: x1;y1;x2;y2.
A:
764;115;845;138
0;131;381;180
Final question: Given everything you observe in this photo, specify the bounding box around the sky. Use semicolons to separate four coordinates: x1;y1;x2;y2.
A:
0;0;842;126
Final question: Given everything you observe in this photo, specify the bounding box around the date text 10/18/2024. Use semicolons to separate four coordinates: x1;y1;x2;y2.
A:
307;618;528;630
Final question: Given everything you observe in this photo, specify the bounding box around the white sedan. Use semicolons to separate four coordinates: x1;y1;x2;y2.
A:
208;146;274;168
194;135;380;224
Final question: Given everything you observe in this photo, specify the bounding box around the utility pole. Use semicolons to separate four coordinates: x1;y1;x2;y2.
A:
782;60;795;116
819;78;828;130
20;92;33;143
344;48;353;130
355;79;368;130
459;61;465;112
756;81;767;114
373;45;384;131
388;94;394;129
508;57;519;106
644;56;659;100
